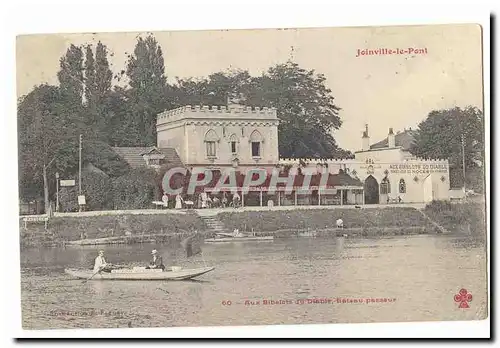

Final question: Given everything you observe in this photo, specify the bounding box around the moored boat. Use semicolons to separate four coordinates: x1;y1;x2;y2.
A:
204;235;274;243
65;266;214;281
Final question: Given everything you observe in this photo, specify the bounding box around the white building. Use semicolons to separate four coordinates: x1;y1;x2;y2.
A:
280;126;451;204
156;103;280;172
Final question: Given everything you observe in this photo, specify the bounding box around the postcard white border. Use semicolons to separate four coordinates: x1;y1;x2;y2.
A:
1;0;492;341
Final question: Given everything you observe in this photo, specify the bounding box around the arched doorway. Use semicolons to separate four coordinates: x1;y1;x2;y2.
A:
364;175;379;204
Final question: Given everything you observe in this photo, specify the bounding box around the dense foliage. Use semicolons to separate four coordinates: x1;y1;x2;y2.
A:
424;200;486;237
111;167;160;209
410;106;484;191
58;167;113;212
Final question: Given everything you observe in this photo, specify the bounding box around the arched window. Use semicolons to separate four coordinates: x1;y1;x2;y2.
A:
249;130;263;158
229;134;238;154
204;129;219;157
380;177;391;194
399;179;406;193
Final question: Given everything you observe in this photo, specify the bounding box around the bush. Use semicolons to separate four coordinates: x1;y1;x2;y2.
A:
82;169;113;210
112;167;161;209
59;186;78;212
424;200;486;235
58;169;113;211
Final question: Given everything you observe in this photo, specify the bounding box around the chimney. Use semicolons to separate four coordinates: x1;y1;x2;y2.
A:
362;124;370;151
388;127;395;148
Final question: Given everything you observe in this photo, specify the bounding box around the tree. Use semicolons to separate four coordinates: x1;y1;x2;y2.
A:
171;65;353;158
126;35;170;145
249;62;347;158
105;87;143;146
410;106;484;191
18;84;79;212
83;42;114;141
82;140;130;178
94;41;114;141
84;45;98;129
57;44;84;108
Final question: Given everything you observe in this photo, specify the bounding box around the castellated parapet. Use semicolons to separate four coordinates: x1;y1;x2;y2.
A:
279;158;359;165
278;157;449;165
157;104;278;126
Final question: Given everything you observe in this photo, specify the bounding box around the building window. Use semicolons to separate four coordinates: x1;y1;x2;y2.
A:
380;177;390;194
249;130;263;158
206;141;216;157
229;134;238;155
204;129;219;158
251;142;261;157
399;179;406;193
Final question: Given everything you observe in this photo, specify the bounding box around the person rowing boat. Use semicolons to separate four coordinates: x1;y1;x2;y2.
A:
93;250;112;273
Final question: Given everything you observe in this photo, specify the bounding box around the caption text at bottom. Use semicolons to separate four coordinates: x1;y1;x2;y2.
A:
221;298;397;306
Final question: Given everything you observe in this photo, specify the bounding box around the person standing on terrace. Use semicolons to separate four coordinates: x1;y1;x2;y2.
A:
232;192;240;208
175;194;184;209
162;192;169;209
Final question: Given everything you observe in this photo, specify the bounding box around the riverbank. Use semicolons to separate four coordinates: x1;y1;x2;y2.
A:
423;201;487;236
19;201;485;249
20;212;206;249
217;207;436;232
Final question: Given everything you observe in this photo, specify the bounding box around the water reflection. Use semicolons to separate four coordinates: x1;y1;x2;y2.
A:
20;234;488;329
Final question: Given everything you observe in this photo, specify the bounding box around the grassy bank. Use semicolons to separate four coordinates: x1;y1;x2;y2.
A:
20;212;206;249
423;201;487;235
218;207;436;233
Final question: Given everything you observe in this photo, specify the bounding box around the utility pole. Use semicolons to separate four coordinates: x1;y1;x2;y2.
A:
55;172;59;212
79;134;82;212
461;133;467;198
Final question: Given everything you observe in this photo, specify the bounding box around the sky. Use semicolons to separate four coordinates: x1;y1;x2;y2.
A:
16;24;483;152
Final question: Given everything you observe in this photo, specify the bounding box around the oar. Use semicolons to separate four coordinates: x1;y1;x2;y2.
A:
81;263;118;283
82;269;101;283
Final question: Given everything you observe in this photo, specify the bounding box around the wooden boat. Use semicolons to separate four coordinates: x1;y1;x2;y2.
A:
205;234;274;243
297;231;318;238
64;266;214;281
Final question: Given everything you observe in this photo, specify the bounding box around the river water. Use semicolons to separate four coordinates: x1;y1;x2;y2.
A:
20;234;488;329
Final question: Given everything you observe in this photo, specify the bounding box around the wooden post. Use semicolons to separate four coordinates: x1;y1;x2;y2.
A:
362;189;365;205
260;189;263;207
318;189;321;206
78;134;82;212
340;189;343;206
241;190;245;207
278;191;281;206
294;190;298;206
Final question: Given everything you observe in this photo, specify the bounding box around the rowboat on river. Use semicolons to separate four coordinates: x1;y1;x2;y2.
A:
204;232;274;243
65;266;214;281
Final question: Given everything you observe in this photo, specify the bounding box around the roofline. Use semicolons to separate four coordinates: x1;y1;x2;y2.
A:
355;146;404;154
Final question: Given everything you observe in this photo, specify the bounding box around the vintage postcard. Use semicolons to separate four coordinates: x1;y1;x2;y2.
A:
17;24;488;331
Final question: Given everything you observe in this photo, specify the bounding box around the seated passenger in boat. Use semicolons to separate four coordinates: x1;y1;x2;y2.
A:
336;218;344;229
147;249;165;270
94;250;112;273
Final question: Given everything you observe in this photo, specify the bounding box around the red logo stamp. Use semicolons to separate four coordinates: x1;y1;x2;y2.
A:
454;288;473;308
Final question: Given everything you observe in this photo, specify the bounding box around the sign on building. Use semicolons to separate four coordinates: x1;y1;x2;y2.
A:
389;163;448;175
